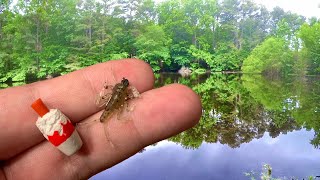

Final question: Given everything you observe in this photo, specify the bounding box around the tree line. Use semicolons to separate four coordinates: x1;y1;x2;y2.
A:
0;0;319;82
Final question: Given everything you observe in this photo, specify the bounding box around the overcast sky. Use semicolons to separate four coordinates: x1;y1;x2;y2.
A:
253;0;320;18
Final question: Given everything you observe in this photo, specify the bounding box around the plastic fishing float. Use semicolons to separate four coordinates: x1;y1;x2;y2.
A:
31;98;83;156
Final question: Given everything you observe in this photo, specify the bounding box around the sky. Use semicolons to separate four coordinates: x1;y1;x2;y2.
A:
253;0;320;18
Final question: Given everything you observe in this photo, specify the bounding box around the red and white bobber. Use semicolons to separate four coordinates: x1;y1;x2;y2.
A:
31;98;83;156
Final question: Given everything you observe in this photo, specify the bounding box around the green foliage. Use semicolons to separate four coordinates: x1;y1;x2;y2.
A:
298;22;320;74
193;68;206;74
275;19;291;39
107;52;129;61
135;24;171;72
0;0;318;82
242;37;293;75
170;42;192;66
187;45;213;69
213;43;244;71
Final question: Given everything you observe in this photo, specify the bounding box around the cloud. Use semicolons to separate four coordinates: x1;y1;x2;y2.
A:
254;0;320;18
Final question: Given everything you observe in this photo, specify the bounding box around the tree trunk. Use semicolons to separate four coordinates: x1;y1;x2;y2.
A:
0;20;2;39
36;17;41;70
159;60;163;72
211;24;216;50
89;18;92;45
212;15;219;51
192;32;197;47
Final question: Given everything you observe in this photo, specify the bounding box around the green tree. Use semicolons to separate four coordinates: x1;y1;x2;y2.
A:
136;0;156;23
242;37;293;75
134;25;171;72
40;0;80;76
0;0;318;82
299;22;320;74
0;0;14;81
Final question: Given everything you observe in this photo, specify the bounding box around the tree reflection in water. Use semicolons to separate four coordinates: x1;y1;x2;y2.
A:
155;73;320;149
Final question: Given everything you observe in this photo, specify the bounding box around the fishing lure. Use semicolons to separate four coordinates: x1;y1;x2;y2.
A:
96;77;140;122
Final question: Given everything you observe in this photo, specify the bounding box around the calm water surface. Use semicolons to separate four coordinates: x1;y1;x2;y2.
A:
92;73;320;179
2;73;319;179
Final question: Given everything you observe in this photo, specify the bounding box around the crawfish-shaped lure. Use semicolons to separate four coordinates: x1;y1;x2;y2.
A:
96;78;140;122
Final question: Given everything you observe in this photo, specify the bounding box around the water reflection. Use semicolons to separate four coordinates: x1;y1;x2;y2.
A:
93;130;320;180
1;73;319;149
156;73;320;149
0;82;26;88
3;72;319;178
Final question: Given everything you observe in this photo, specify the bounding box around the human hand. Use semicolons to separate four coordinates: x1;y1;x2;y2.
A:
0;59;201;179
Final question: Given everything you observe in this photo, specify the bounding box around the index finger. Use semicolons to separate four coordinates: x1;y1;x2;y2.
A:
0;59;154;160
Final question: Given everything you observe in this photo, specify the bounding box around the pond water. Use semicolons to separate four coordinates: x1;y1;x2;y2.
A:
92;73;320;179
2;73;319;179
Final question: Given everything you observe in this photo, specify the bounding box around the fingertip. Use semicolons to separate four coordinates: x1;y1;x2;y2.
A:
168;84;202;126
127;58;155;91
134;84;202;144
107;58;155;92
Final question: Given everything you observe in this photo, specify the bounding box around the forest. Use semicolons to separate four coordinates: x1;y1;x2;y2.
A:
0;0;320;82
